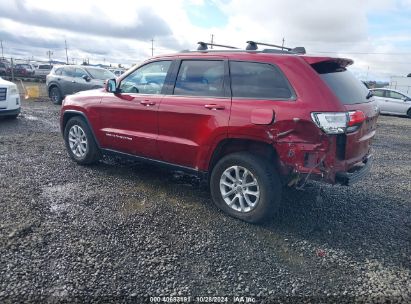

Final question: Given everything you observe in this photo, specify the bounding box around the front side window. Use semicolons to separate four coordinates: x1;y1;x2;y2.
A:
120;61;171;94
74;68;88;78
230;61;293;99
387;91;404;100
174;60;225;97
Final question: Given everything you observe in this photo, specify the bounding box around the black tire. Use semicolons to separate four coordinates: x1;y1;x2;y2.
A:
64;116;101;165
49;86;63;105
7;114;19;119
210;152;282;223
407;108;411;118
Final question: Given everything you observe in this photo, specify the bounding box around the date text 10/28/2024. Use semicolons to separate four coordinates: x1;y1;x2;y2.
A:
149;296;256;303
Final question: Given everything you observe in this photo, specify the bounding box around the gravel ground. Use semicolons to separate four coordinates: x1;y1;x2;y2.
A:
0;100;410;303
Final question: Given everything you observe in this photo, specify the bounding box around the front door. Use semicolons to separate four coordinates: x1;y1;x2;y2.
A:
384;90;409;115
98;60;172;158
158;59;231;170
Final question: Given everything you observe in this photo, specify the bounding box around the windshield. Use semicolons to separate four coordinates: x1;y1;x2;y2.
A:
85;68;115;80
312;61;370;105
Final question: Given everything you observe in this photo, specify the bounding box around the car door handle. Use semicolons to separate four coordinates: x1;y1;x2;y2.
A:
204;104;225;110
140;100;156;106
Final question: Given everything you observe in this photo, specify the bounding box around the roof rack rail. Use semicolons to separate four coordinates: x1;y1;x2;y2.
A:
197;41;239;51
246;41;306;54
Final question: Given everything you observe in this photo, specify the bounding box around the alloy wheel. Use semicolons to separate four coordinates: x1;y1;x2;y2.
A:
68;125;88;158
219;165;260;213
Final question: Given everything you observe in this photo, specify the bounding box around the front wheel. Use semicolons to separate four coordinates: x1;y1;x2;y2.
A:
64;117;101;165
407;108;411;118
210;152;282;223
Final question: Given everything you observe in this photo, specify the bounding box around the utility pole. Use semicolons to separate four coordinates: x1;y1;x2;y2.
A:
210;34;214;49
150;38;154;56
65;40;69;65
10;57;14;81
46;50;53;65
0;40;3;59
281;37;285;50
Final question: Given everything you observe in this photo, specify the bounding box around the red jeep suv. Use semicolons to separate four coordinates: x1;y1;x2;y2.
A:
60;42;379;223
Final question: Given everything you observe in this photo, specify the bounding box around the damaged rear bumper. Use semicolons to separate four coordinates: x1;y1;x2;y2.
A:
335;155;373;186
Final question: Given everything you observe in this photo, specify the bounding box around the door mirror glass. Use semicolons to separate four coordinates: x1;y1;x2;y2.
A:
106;79;117;93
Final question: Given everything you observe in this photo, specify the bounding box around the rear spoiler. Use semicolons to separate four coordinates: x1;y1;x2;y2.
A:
302;57;354;68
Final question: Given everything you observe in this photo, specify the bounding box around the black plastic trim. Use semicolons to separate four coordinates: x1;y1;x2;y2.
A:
0;107;20;116
102;148;208;179
336;155;373;186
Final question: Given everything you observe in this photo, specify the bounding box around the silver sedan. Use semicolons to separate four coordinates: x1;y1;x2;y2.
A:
370;88;411;118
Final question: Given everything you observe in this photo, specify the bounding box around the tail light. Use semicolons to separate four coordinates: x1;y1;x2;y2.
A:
311;110;366;134
311;112;349;134
347;110;366;129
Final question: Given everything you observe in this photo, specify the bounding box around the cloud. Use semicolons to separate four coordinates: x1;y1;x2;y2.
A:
0;0;409;80
0;0;172;40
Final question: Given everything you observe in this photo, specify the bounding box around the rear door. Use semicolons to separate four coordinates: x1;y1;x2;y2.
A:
313;61;379;162
370;89;387;112
60;67;76;95
157;58;231;169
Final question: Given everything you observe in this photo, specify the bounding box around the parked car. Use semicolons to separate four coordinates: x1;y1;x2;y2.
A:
108;68;125;77
0;61;10;76
0;77;20;119
46;65;116;104
35;64;53;79
60;44;379;223
12;64;35;77
370;88;411;118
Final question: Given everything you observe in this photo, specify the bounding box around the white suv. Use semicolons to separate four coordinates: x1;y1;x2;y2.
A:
0;77;20;119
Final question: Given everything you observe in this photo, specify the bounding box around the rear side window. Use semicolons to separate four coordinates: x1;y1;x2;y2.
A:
229;61;293;99
372;90;384;97
312;61;370;104
61;67;74;77
54;68;62;76
39;65;52;70
174;60;225;97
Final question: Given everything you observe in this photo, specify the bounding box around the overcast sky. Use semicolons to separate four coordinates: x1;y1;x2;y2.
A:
0;0;410;80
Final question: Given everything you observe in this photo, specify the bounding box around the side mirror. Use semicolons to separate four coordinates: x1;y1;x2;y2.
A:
106;78;117;93
82;74;91;82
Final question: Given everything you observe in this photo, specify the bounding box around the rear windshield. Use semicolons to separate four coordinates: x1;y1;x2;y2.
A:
312;61;370;104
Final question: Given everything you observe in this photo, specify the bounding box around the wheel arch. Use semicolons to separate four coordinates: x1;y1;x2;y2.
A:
208;138;283;178
48;82;61;96
61;110;101;148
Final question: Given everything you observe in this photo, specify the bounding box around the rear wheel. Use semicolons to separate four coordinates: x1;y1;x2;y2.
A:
64;116;101;165
50;86;62;105
210;152;282;223
407;108;411;118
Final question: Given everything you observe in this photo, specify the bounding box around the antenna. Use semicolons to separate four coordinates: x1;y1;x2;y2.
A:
197;41;239;51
